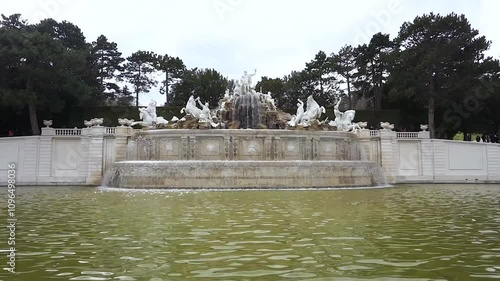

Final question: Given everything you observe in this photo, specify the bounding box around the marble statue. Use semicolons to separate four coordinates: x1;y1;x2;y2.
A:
287;99;305;127
233;80;242;97
286;96;326;127
261;91;276;110
241;69;257;93
180;95;218;127
329;97;357;131
300;95;326;126
131;100;168;127
180;95;203;118
197;99;212;121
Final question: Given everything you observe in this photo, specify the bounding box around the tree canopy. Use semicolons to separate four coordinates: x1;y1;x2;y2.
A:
0;12;499;138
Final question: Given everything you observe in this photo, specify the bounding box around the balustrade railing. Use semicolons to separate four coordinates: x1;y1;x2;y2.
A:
396;132;419;139
55;128;82;136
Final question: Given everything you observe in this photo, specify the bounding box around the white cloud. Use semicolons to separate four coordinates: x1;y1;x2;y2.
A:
2;0;499;105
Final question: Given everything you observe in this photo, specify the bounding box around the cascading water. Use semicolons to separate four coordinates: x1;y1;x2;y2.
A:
233;92;263;129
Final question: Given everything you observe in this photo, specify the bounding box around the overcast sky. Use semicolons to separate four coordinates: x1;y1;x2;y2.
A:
2;0;500;105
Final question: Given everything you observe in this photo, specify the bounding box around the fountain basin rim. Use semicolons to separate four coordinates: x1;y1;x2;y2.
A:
98;185;395;192
114;160;376;164
135;128;356;137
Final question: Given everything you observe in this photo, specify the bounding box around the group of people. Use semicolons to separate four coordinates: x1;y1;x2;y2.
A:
463;133;499;143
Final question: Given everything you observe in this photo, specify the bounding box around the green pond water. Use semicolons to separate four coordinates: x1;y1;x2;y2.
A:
1;184;500;281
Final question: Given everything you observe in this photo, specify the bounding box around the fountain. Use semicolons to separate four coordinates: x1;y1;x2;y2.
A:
102;70;386;189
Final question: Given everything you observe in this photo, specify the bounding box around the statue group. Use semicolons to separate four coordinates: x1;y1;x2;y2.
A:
131;100;169;127
328;97;358;131
287;95;326;127
132;70;360;132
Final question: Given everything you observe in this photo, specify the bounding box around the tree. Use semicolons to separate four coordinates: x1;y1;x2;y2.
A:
391;13;494;138
115;85;134;105
0;14;92;135
282;71;309;109
36;18;88;50
90;35;124;104
153;54;185;105
121;51;157;106
355;33;393;111
303;50;338;105
171;68;227;106
332;45;357;108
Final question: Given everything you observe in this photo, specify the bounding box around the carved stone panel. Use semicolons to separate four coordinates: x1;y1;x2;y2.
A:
280;137;303;160
158;138;183;160
318;138;337;160
194;137;225;160
237;138;265;160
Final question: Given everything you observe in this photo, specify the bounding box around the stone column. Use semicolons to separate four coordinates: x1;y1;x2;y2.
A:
264;137;273;160
114;126;133;162
357;129;372;161
38;127;55;184
86;126;105;185
380;129;397;184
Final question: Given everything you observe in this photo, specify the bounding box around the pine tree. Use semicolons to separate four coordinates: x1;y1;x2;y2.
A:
121;51;157;106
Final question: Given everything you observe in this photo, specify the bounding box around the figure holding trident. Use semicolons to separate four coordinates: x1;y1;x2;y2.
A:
241;69;257;93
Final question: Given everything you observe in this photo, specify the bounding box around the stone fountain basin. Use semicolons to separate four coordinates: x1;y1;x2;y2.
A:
103;160;386;189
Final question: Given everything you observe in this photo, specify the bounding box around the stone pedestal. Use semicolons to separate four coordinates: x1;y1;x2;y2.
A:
418;131;430;139
37;128;55;183
86;126;105;185
114;127;133;162
380;129;397;184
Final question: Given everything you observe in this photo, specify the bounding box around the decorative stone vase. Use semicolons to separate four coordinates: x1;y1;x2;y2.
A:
43;120;53;128
84;120;93;128
92;118;104;127
358;121;368;130
118;118;128;127
420;124;428;131
126;119;134;127
380;122;394;131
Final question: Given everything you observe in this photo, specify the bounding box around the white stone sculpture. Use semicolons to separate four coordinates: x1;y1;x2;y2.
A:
287;99;305;127
241;69;257;93
300;95;326;126
357;122;368;130
180;95;203;118
84;120;93;128
118;118;127;127
91;118;103;127
262;91;276;110
287;96;326;127
180;95;218;127
131;100;168;128
43;120;53;128
380;122;394;131
233;81;242;97
328;97;357;131
420;124;428;131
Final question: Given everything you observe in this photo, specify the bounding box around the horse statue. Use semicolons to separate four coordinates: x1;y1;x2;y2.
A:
299;95;326;126
180;95;219;127
180;95;203;118
329;97;357;131
131;100;168;127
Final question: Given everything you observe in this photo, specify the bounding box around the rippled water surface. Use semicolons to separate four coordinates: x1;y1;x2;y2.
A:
1;184;500;280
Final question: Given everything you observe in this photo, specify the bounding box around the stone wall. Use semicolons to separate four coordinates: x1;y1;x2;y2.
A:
1;126;499;186
128;129;363;162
